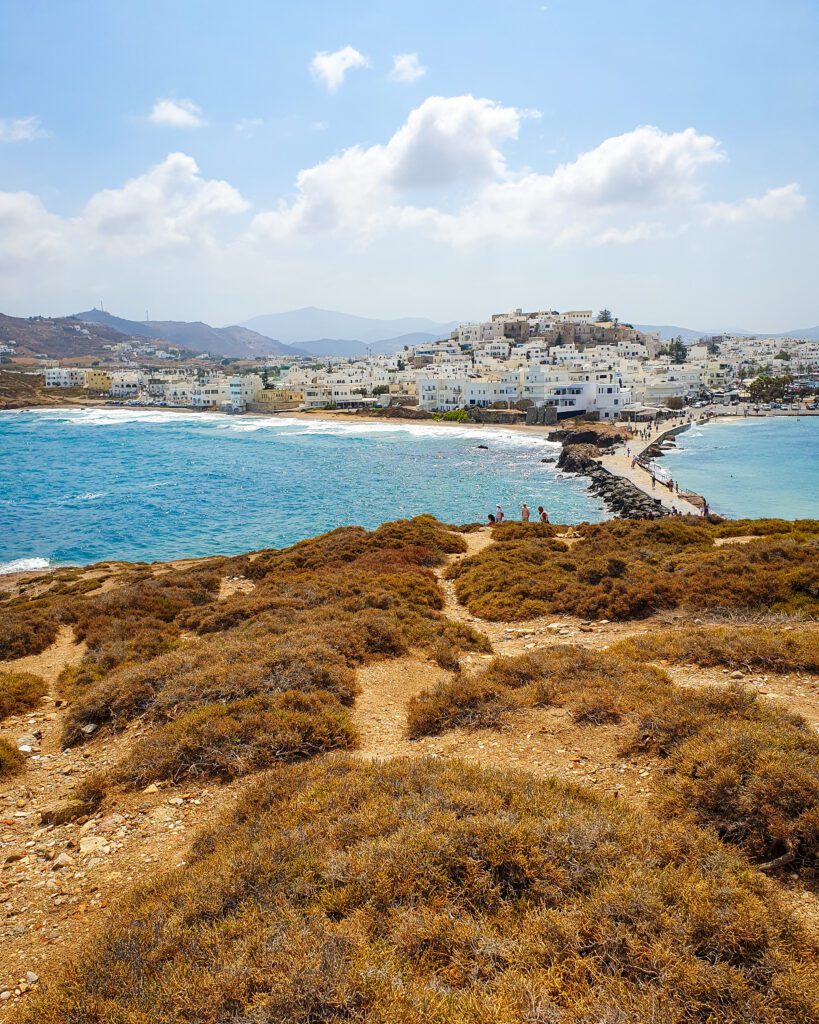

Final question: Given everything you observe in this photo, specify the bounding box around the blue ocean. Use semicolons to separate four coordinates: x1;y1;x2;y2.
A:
0;408;605;571
663;416;819;519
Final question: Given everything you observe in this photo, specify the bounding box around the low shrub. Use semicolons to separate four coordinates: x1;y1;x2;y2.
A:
117;692;357;785
611;625;819;673
407;676;521;738
0;737;24;778
663;717;819;864
408;647;676;738
19;757;817;1024
431;638;461;672
449;517;819;621
0;605;59;660
0;670;47;720
40;772;107;825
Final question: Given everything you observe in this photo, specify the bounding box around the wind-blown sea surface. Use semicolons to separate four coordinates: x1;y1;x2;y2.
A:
0;408;606;570
662;415;819;519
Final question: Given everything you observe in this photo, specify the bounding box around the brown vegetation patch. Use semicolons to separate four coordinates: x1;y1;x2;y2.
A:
611;624;819;673
19;757;817;1024
0;670;47;720
449;517;819;621
408;646;819;867
0;737;24;778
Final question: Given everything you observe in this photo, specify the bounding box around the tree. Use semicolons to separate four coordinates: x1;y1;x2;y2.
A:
660;338;688;364
596;309;613;323
774;349;791;361
707;337;721;355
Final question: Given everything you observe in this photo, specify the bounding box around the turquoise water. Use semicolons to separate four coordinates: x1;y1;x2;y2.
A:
662;416;819;519
0;408;606;570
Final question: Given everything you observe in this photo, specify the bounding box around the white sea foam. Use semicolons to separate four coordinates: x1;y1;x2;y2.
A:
0;557;50;575
21;407;558;449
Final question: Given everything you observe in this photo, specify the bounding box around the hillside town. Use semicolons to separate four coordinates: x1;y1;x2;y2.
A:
22;307;819;419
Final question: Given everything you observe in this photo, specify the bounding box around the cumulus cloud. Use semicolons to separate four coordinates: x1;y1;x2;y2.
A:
248;99;732;245
0;152;249;273
310;46;370;92
149;98;205;128
0;116;47;142
389;53;426;83
703;183;806;224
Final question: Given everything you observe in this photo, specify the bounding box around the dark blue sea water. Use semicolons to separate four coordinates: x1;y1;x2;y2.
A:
0;408;606;570
663;416;819;519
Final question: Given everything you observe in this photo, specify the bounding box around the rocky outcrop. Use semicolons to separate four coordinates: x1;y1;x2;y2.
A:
558;444;668;519
548;425;629;449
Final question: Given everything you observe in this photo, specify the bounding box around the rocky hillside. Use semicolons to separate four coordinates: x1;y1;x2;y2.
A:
0;314;129;361
1;517;817;1021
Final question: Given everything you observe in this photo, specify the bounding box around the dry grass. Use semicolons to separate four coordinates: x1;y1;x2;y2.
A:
19;757;817;1024
39;517;487;787
0;737;24;778
408;646;819;866
663;717;819;864
117;692;358;785
0;605;59;660
408;647;674;737
448;517;819;621
0;670;47;721
611;624;819;673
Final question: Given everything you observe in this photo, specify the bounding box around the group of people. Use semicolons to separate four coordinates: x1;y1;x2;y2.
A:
487;502;549;525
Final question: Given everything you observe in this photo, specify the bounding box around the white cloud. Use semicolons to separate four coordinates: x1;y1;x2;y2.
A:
703;183;806;224
82;153;248;253
0;116;47;142
309;46;370;93
149;98;205;128
249;100;728;246
0;152;249;273
389;53;426;83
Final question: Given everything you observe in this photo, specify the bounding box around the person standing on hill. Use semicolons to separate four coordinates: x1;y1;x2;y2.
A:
538;506;550;523
521;502;530;522
496;504;505;522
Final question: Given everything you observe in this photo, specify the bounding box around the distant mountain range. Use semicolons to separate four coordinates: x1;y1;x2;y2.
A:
76;310;302;359
634;323;819;342
240;307;457;346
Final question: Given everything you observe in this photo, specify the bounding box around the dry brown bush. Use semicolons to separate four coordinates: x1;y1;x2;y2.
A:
407;676;521;737
662;717;819;864
19;757;817;1024
612;624;819;673
0;670;47;720
117;692;357;785
408;648;675;738
449;517;819;621
0;604;59;660
0;737;24;778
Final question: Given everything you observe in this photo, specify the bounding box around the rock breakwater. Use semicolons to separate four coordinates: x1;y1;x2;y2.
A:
558;444;668;519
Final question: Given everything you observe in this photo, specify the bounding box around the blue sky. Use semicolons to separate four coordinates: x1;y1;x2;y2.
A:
1;0;817;330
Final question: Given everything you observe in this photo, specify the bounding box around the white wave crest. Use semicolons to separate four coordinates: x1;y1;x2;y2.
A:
0;557;51;575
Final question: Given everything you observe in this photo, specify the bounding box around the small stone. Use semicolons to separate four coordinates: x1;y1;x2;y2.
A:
0;991;10;1001
730;670;745;679
52;852;75;870
142;783;159;795
25;972;38;985
79;836;109;856
80;723;97;735
4;850;26;863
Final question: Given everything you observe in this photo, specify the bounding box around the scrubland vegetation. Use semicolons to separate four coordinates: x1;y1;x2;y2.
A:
408;646;819;866
2;517;488;788
3;515;818;1020
612;624;819;673
0;737;24;778
0;670;47;720
449;517;819;620
19;757;817;1024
